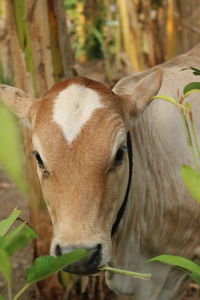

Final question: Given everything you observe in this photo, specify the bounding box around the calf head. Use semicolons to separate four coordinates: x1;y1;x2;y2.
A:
0;69;162;275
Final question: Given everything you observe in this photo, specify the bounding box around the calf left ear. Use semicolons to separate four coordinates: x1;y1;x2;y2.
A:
113;67;163;122
0;84;38;128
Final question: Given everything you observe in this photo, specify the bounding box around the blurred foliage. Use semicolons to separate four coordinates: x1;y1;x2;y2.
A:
65;0;108;60
151;0;163;8
64;0;200;80
0;209;88;300
0;71;28;194
65;0;121;79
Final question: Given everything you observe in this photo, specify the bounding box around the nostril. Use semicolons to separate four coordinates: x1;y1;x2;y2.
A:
55;244;62;256
63;243;102;274
87;243;102;269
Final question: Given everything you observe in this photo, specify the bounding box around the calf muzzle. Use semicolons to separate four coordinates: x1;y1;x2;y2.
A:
55;243;102;274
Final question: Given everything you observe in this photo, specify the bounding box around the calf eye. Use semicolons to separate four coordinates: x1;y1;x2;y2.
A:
113;146;127;167
32;151;49;174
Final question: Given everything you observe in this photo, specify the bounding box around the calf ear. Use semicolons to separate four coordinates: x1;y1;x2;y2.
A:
113;68;162;122
0;84;38;128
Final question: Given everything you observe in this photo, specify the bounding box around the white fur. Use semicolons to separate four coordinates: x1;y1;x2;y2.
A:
52;84;104;144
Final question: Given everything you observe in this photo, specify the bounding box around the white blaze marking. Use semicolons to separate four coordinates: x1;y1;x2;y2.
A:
52;84;104;144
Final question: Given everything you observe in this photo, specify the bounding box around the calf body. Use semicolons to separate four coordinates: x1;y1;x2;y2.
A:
1;44;200;299
110;45;200;299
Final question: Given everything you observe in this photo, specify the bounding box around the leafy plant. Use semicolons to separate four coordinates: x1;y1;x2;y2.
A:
0;209;152;300
181;165;200;203
148;255;200;284
0;209;88;300
149;68;200;284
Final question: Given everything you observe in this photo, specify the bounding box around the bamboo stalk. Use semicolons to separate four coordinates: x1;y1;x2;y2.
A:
117;0;141;71
166;0;176;59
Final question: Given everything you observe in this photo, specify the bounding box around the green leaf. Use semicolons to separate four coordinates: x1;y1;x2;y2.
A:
191;272;200;284
148;254;200;275
0;248;12;283
0;236;7;250
185;102;191;112
0;209;21;236
190;67;200;76
181;165;200;203
182;67;200;76
4;223;36;255
151;95;177;104
151;95;186;110
0;102;28;193
0;294;5;300
25;249;88;284
183;82;200;97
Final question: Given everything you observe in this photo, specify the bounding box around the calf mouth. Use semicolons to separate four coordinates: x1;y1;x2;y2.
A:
62;244;103;275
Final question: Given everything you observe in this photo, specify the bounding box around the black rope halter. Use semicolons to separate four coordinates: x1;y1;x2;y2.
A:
111;132;133;237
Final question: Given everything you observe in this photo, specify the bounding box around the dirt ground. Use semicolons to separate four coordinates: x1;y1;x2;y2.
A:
1;169;200;300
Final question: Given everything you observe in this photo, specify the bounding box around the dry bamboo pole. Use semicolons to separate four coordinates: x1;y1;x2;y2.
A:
0;0;12;81
141;1;159;67
117;0;141;71
166;0;176;59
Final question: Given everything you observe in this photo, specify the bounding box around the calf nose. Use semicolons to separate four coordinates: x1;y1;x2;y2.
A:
55;243;102;274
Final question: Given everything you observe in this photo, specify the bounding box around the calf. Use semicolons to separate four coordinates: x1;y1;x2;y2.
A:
1;44;200;299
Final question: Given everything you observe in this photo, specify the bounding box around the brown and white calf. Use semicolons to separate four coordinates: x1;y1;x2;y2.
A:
1;44;200;300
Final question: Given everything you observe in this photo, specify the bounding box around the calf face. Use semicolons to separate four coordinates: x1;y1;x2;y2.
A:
33;78;129;273
0;69;162;274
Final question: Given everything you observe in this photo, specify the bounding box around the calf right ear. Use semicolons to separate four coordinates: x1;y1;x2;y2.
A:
113;68;163;124
0;84;38;128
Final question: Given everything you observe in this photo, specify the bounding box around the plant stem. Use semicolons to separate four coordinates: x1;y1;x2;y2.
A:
191;119;200;162
8;283;12;300
151;95;186;110
152;93;199;169
181;110;198;170
12;283;30;300
99;266;151;280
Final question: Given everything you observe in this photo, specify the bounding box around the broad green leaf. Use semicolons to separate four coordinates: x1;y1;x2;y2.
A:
0;209;21;236
183;82;200;97
148;254;200;275
0;294;5;300
181;165;200;203
0;236;6;249
25;249;88;284
191;272;200;285
0;248;12;283
4;223;36;255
